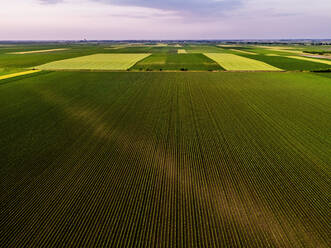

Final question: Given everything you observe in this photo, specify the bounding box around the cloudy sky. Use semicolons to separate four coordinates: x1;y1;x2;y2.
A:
1;0;330;40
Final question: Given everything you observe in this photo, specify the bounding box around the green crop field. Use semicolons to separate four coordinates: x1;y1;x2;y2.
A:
1;70;330;247
204;53;282;71
36;54;151;71
132;53;223;71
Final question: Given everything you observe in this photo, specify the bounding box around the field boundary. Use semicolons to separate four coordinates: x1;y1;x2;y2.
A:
34;68;289;73
8;48;70;54
0;70;41;81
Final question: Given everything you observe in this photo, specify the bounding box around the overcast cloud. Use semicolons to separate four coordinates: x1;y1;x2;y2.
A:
1;0;330;40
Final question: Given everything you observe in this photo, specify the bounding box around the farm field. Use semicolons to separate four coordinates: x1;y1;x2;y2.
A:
132;53;223;71
204;53;282;71
36;54;151;71
287;55;331;65
1;70;330;247
235;54;331;71
1;43;330;72
0;46;103;68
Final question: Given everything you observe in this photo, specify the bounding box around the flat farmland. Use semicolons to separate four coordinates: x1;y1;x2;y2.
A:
204;53;282;71
104;46;178;54
1;71;329;247
36;54;151;71
132;54;223;71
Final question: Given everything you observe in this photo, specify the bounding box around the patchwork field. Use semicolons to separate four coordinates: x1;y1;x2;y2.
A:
1;43;330;247
178;49;187;54
204;53;282;71
0;46;103;68
36;54;151;71
2;43;330;72
132;53;223;71
1;71;329;247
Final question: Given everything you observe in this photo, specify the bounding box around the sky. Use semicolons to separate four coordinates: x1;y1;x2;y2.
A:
1;0;330;40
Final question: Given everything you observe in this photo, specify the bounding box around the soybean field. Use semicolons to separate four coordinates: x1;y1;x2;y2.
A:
1;71;330;247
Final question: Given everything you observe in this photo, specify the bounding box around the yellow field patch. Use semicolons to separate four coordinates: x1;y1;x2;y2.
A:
9;48;70;54
287;56;331;65
230;49;257;55
0;70;41;80
218;44;239;47
36;54;151;71
204;53;282;71
265;54;280;56
178;49;187;54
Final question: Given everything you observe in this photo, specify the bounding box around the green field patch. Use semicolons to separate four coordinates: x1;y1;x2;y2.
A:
132;54;224;71
36;54;151;71
204;53;282;71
